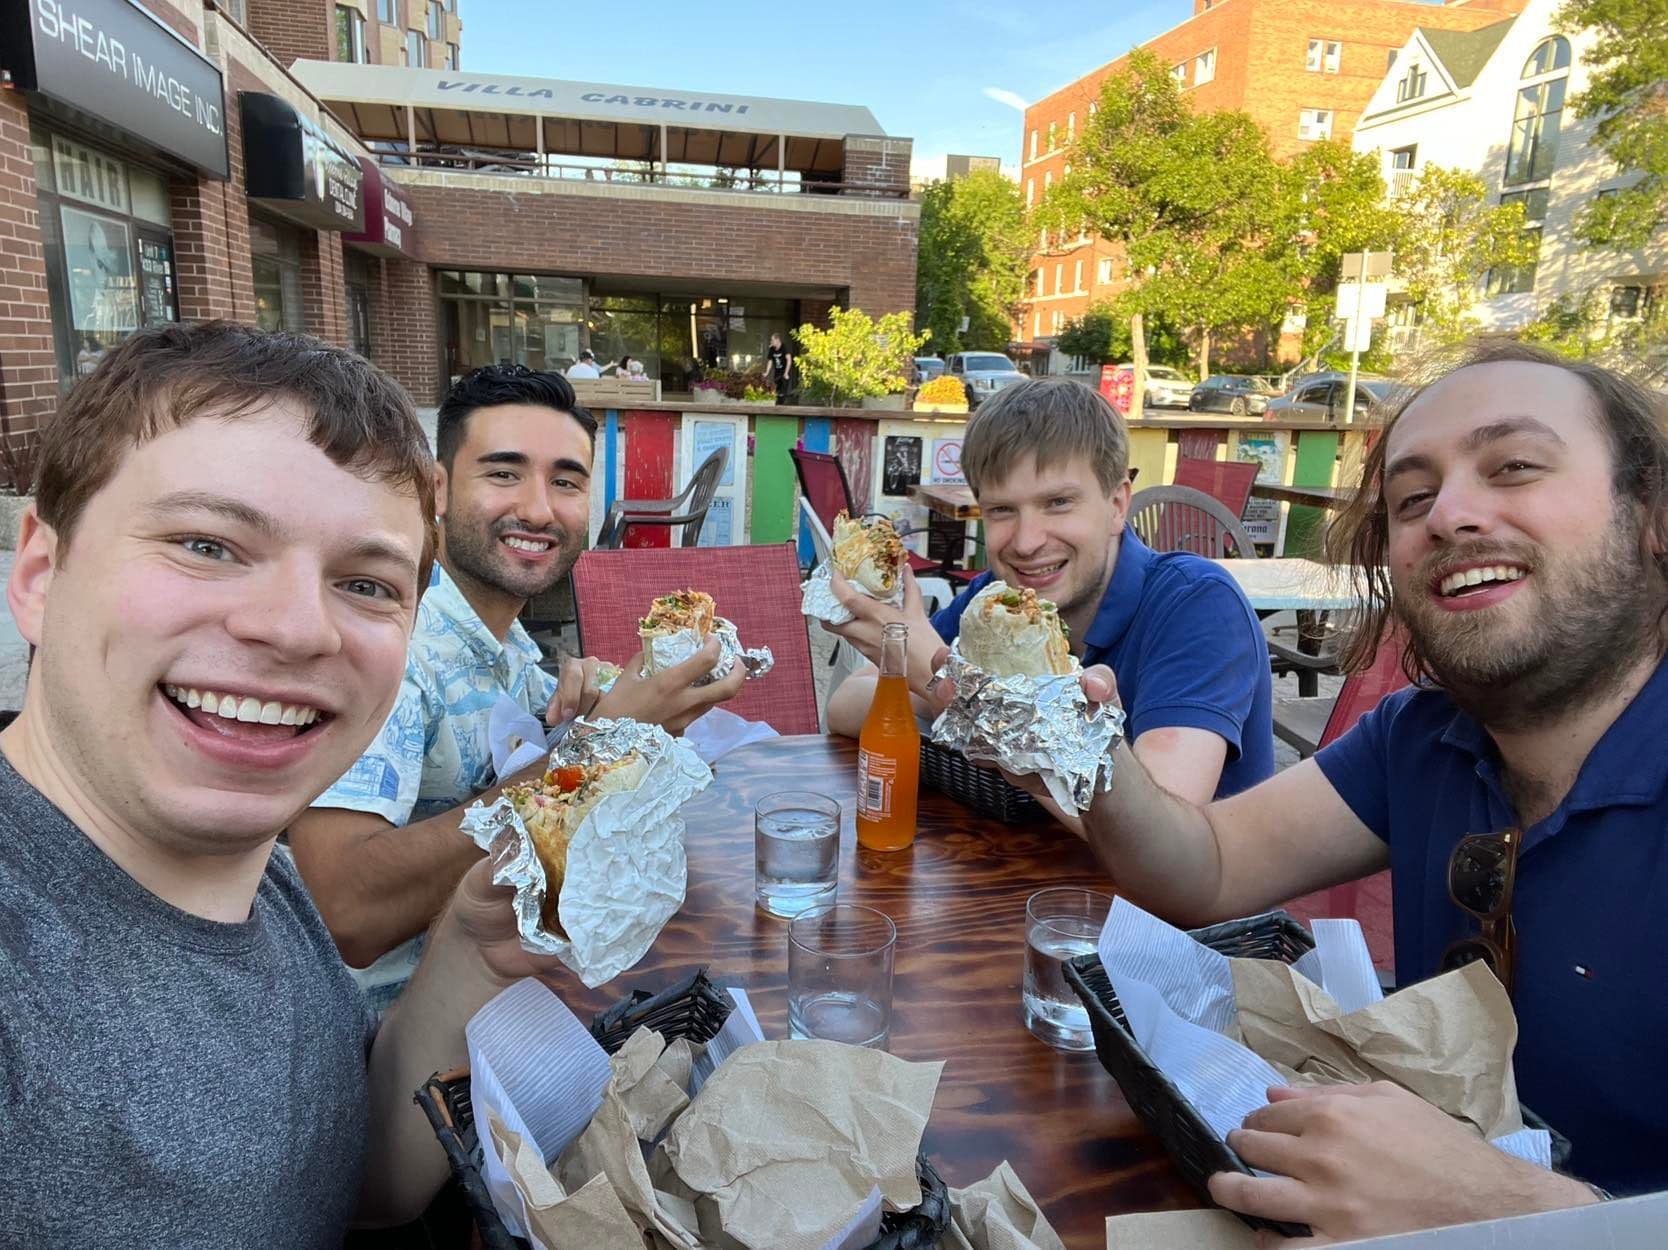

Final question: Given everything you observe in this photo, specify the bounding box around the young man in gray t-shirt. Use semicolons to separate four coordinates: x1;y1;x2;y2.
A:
0;323;574;1246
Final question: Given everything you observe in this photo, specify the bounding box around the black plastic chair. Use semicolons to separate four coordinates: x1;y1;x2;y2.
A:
1127;484;1260;560
595;445;729;549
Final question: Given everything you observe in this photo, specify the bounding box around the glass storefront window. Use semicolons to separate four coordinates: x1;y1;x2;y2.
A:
33;128;178;387
250;216;304;332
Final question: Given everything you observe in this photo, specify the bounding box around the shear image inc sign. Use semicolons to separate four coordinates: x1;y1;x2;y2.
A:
0;0;229;178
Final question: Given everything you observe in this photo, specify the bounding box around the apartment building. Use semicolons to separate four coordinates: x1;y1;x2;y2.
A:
1353;0;1665;351
242;0;464;72
1017;0;1527;354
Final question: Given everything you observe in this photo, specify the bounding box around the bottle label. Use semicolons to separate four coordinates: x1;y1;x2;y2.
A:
857;749;895;819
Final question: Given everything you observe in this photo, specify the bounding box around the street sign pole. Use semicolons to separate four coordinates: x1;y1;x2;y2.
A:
1343;266;1367;425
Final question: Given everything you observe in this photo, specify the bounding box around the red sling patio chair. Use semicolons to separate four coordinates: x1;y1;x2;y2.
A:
570;543;820;735
1171;456;1259;523
1278;631;1411;970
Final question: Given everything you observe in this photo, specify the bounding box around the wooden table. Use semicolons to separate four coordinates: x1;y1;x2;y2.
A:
1211;557;1361;612
908;482;980;521
548;735;1197;1247
1249;482;1354;510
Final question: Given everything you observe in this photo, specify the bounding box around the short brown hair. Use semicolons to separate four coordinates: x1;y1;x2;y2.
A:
35;321;436;589
961;377;1129;497
1326;338;1668;676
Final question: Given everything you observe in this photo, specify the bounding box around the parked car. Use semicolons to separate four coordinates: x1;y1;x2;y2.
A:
914;356;946;382
1265;373;1397;421
1188;374;1278;416
1121;363;1194;409
947;351;1027;408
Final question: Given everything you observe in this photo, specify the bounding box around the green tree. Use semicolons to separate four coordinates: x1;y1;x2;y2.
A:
1382;165;1535;343
1557;0;1668;248
1056;303;1191;370
1040;50;1294;379
915;169;1032;354
794;307;930;406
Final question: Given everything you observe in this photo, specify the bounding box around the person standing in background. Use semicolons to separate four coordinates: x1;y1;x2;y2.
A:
764;333;794;403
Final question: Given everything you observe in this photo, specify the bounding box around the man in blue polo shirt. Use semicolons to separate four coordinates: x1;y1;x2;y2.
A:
1064;342;1665;1240
826;375;1273;807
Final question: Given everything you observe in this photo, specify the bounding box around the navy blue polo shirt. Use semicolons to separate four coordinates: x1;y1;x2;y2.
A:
1316;661;1668;1196
931;531;1274;798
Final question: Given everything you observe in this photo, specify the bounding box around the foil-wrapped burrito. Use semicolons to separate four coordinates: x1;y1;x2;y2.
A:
930;581;1125;813
639;589;774;685
460;717;712;987
801;510;908;626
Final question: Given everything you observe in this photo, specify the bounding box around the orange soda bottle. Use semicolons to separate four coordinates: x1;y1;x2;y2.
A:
857;622;921;851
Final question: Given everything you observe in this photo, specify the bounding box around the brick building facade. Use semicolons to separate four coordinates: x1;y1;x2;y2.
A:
1018;0;1528;354
0;0;914;481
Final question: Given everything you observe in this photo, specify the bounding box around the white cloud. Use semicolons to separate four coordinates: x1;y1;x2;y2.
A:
982;87;1028;113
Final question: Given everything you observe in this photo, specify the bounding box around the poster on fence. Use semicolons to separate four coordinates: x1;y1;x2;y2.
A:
1235;434;1288;549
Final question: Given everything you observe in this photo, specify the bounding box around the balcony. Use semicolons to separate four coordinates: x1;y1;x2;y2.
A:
1389;168;1418;198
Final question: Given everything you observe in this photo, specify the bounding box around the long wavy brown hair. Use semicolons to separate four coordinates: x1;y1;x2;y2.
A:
1324;339;1668;679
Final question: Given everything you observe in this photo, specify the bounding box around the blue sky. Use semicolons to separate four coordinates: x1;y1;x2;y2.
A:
460;0;1191;174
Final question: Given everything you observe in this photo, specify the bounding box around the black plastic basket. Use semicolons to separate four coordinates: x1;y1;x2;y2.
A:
919;738;1044;824
1064;911;1570;1240
416;969;950;1250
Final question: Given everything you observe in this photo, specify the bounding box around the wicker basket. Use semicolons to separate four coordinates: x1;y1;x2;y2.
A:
919;738;1044;824
416;969;950;1250
1064;911;1571;1239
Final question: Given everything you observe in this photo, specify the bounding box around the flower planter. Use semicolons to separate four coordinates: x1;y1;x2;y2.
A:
912;402;970;414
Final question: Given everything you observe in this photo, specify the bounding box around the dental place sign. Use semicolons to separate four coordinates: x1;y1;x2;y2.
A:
0;0;229;178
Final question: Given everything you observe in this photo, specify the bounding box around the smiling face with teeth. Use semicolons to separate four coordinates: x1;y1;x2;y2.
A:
435;403;594;634
1382;360;1663;722
5;402;428;859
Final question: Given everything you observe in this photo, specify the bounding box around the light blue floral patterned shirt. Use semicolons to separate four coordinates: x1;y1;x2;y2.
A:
312;566;557;1010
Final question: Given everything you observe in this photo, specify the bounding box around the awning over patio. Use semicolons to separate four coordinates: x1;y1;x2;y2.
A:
291;62;884;174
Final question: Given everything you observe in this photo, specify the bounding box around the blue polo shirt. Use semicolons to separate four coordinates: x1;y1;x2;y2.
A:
931;531;1274;798
1315;660;1668;1195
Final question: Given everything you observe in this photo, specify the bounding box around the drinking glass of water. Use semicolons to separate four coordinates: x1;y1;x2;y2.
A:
754;790;842;918
1023;887;1111;1051
787;903;896;1049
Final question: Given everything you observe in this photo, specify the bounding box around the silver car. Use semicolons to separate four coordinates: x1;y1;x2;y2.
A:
1125;363;1193;409
947;352;1027;408
1265;373;1395;421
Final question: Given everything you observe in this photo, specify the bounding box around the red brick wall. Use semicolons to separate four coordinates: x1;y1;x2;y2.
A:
0;93;58;479
245;0;334;67
370;257;439;403
171;63;257;324
301;229;350;346
842;137;913;195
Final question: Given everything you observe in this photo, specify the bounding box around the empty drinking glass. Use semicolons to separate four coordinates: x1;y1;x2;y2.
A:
787;903;896;1049
1022;887;1111;1051
754;791;841;918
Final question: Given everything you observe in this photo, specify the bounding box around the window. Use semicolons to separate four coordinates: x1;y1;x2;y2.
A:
1047;121;1057;150
405;30;425;66
1054;263;1063;294
1171;62;1188;86
335;5;365;63
1506;78;1566;184
1307;40;1340;73
1034;311;1042;338
1391;146;1417;170
1040;226;1048;249
377;0;396;22
1298;109;1333;141
1035;269;1044;297
1044;171;1052;192
1051;310;1062;334
1074;260;1084;291
1485;227;1540;296
1195;49;1216;85
428;1;442;39
1025;178;1034;207
1062;163;1070;179
1611;286;1648;319
1396;63;1427;102
1499;186;1550;224
1089;100;1098;116
1097;258;1113;284
1067;112;1076;139
219;0;247;23
1523;36;1571;78
251;217;305;333
1029;130;1038;160
445;43;459;69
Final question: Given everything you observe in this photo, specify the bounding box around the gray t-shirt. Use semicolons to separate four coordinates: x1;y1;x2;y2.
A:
0;756;376;1248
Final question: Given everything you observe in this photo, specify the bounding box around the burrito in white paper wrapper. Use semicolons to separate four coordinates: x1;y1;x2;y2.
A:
639;589;774;686
932;581;1124;813
460;717;711;987
801;511;909;626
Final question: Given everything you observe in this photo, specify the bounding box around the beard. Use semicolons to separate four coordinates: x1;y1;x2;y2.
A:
441;507;582;603
1396;504;1662;730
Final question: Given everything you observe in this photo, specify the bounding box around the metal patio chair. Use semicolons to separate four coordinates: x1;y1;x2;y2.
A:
596;445;728;549
1127;484;1260;560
